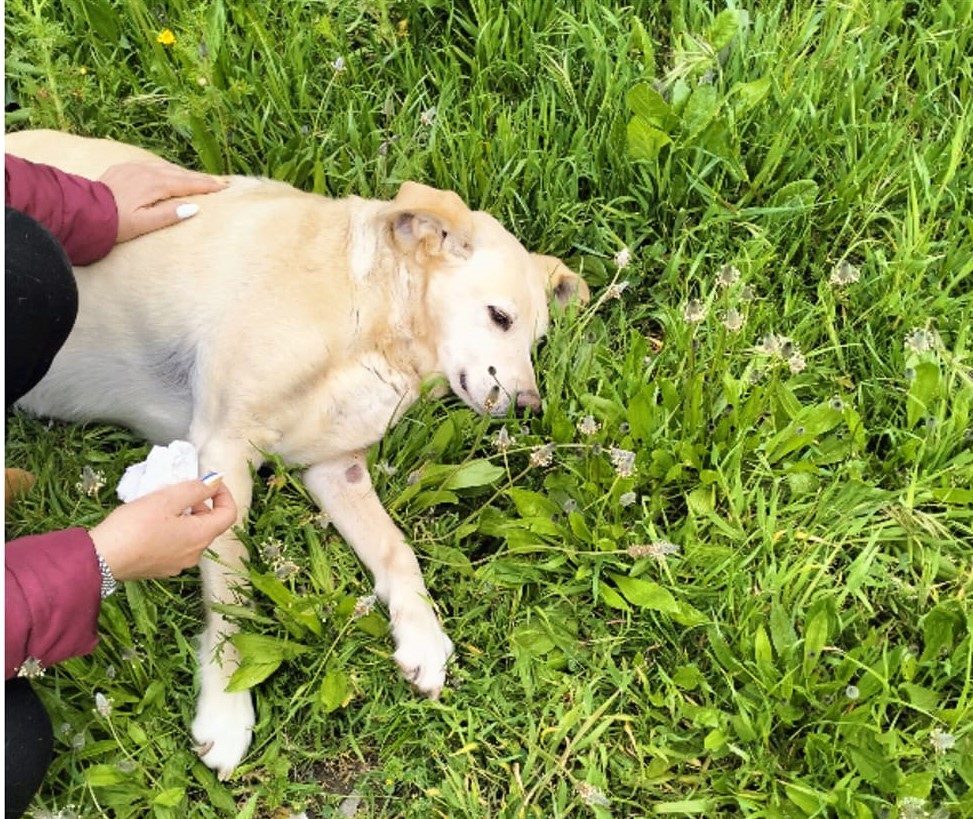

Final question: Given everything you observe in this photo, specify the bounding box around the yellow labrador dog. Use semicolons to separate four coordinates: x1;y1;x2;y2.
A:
6;130;588;779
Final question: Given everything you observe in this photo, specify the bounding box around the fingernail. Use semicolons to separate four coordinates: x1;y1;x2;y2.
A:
201;471;223;486
176;203;200;220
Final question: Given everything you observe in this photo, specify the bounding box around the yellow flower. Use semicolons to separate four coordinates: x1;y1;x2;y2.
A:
157;29;176;47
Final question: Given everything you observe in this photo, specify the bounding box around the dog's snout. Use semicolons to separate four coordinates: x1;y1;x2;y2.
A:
515;389;542;415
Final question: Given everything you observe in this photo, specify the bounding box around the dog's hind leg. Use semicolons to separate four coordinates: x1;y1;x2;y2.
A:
304;451;454;698
189;439;258;780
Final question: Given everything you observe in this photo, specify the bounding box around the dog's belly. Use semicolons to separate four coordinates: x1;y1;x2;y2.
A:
18;333;195;444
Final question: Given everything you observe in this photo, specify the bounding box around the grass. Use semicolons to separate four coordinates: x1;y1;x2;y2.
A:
4;0;972;817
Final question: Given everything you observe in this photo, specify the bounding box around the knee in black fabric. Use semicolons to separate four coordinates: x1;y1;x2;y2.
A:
5;206;79;408
4;678;55;818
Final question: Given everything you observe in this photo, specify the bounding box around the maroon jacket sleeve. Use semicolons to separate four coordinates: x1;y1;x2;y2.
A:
5;528;102;679
4;154;119;266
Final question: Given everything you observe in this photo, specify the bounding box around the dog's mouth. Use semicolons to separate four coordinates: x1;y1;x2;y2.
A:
455;370;504;416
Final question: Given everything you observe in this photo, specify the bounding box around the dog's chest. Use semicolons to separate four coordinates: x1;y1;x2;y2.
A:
272;351;421;463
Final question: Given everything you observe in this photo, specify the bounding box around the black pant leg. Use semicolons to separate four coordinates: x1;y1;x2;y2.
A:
5;207;78;410
4;678;54;818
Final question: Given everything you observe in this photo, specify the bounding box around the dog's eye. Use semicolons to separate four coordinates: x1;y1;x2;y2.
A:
488;306;512;331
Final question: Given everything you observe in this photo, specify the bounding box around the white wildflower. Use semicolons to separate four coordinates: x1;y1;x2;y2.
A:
605;279;630;300
845;684;859;700
420;106;437;127
905;328;939;355
529;443;555;468
576;783;610;808
628;540;681;561
274;559;300;580
94;692;113;718
609;447;636;478
683;298;707;323
929;727;956;754
716;264;741;288
787;352;807;374
259;537;284;565
76;465;106;497
755;333;784;356
722;307;745;333
577;415;601;436
614;247;632;270
352;594;377;620
18;657;45;679
830;260;860;286
494;426;515;452
374;460;398;477
898;797;928;819
71;733;86;750
332;56;346;73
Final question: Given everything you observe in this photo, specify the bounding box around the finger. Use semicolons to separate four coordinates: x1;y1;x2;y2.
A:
151;165;228;199
161;475;225;512
207;483;238;526
129;200;201;238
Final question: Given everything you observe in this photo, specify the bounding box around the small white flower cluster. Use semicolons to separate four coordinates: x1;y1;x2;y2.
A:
904;327;941;355
576;782;610;807
94;691;113;719
628;540;681;561
493;426;515;453
260;537;299;580
76;465;106;497
577;415;601;436
352;594;377;620
608;448;636;478
753;333;807;374
529;442;556;469
829;260;861;286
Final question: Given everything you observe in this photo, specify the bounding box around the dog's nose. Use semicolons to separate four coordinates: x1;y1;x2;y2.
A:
515;389;542;415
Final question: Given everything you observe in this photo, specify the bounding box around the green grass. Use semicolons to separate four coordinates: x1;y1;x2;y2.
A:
4;0;972;817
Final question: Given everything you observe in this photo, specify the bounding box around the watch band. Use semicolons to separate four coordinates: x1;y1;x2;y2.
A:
96;551;118;599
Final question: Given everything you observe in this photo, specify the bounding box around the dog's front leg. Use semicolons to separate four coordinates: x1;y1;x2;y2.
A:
304;452;454;698
190;444;257;780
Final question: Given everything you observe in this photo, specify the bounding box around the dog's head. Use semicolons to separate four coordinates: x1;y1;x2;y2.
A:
388;182;588;416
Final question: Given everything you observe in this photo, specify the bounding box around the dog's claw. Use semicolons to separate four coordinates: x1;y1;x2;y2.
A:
194;740;215;758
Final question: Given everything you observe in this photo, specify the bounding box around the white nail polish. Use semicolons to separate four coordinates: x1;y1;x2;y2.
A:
176;203;200;220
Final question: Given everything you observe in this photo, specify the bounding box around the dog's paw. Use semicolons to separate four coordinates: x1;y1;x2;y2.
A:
191;688;255;780
390;599;454;698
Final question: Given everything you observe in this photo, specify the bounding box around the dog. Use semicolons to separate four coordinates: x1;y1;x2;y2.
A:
6;129;588;779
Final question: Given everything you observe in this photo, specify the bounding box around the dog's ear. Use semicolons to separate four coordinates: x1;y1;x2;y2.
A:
388;181;474;261
533;254;590;308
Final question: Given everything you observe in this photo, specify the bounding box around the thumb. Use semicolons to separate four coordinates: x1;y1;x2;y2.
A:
161;473;224;511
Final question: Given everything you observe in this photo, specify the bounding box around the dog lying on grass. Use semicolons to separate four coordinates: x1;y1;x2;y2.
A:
6;129;589;779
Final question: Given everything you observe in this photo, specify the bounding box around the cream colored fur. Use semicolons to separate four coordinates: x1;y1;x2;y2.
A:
6;129;588;779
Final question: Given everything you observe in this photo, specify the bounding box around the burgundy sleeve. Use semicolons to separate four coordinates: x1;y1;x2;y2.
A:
5;528;102;679
4;154;119;266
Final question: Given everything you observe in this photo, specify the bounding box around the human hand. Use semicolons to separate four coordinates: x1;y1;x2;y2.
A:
89;476;237;582
98;161;227;244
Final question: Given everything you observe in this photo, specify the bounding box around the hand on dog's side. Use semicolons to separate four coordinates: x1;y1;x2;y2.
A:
99;160;227;243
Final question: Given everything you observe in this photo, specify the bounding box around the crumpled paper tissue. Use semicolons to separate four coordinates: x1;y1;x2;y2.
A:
117;440;199;502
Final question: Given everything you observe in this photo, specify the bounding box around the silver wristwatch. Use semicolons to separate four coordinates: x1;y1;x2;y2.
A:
95;551;118;599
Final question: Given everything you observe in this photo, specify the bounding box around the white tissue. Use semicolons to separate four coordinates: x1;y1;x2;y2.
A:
117;440;199;502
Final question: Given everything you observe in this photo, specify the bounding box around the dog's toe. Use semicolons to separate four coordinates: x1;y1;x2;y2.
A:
391;611;454;697
191;688;255;779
